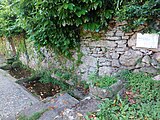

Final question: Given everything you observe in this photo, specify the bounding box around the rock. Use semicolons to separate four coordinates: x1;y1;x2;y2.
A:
111;52;119;59
153;52;160;63
142;56;151;64
115;30;124;36
106;36;121;41
82;56;97;67
151;58;160;69
153;75;160;81
128;34;136;47
106;41;117;48
140;67;158;75
98;58;111;66
119;49;143;66
105;31;115;37
89;40;108;47
125;32;134;36
99;66;113;76
115;47;128;52
69;88;88;100
122;36;130;39
56;97;101;120
90;80;125;99
112;59;120;67
116;40;127;48
18;93;79;120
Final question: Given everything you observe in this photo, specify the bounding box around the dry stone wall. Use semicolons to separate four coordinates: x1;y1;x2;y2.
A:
78;21;160;80
17;20;160;80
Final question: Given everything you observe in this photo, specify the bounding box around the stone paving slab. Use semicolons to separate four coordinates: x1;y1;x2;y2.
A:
0;69;39;120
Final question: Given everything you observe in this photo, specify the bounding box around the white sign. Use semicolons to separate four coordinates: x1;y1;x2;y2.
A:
136;33;159;48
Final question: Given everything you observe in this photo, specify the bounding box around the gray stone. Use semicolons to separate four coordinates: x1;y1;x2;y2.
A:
57;97;101;120
151;58;160;69
89;40;108;47
153;75;160;81
106;36;121;41
122;36;130;39
116;40;127;48
111;52;119;59
105;31;115;37
128;34;136;47
115;47;128;52
142;56;151;64
99;66;113;76
18;93;79;120
115;30;124;36
82;56;97;67
106;41;117;48
153;52;160;63
125;32;134;36
140;67;158;75
0;69;39;119
112;59;120;67
119;49;143;66
90;80;125;98
39;94;79;120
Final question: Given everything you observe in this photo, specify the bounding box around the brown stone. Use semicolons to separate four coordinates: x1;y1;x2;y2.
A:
128;34;136;47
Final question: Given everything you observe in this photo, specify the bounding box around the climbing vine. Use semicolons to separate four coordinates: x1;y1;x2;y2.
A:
15;0;114;57
0;0;159;57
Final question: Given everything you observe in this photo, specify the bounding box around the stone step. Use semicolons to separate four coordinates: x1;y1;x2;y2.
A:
53;96;101;120
17;93;79;120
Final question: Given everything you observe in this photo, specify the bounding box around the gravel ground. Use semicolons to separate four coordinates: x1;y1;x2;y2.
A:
0;55;39;120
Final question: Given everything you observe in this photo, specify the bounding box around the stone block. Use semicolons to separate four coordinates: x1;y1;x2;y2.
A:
106;36;121;41
122;36;130;39
142;55;151;64
128;34;136;47
90;80;125;99
125;32;134;36
119;49;143;66
115;30;124;36
105;31;115;37
111;52;119;59
153;52;160;63
99;66;113;76
112;59;120;67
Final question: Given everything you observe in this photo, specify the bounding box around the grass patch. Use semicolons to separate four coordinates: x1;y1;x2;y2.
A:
87;72;160;120
17;109;48;120
89;74;117;88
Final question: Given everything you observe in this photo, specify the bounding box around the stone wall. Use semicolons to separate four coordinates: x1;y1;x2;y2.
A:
78;21;160;80
17;20;160;80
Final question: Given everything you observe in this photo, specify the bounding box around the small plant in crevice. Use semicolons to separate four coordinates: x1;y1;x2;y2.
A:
89;74;117;88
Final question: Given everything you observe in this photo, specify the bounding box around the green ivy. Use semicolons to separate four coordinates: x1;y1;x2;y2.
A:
0;0;159;57
116;0;160;33
15;0;114;57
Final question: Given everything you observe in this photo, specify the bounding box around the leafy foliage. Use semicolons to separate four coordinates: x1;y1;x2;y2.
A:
116;0;160;32
0;0;159;57
89;74;117;88
16;0;114;57
0;0;22;37
90;72;160;120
